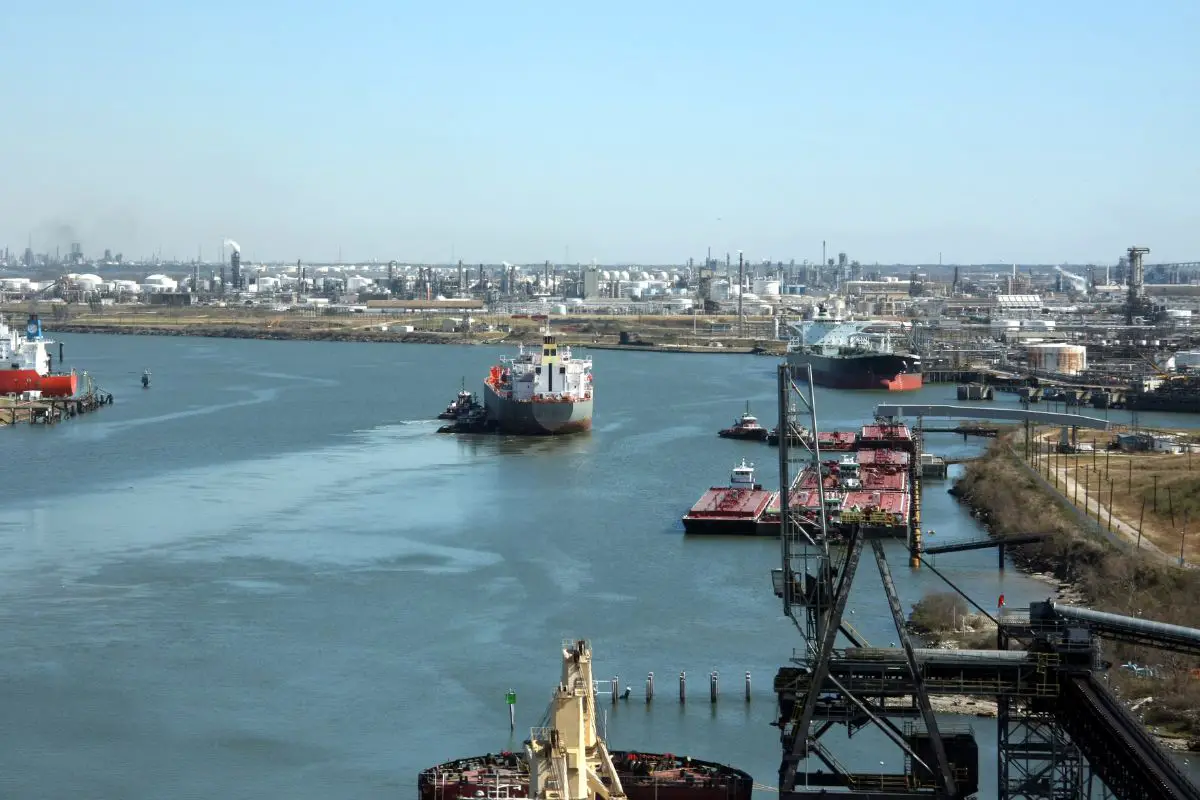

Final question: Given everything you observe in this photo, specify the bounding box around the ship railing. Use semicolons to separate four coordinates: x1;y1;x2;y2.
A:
529;726;555;746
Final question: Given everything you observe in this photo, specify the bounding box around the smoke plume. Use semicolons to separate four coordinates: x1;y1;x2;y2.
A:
224;239;241;254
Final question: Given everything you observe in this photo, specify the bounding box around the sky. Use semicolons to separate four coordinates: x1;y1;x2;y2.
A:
1;1;1198;266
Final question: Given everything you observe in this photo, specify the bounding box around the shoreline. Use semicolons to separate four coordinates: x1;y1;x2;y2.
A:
40;322;783;355
947;438;1200;750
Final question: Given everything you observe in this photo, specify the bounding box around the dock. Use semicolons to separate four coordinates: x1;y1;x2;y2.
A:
1;389;113;426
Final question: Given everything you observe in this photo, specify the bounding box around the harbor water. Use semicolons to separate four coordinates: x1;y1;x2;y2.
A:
1;334;1197;799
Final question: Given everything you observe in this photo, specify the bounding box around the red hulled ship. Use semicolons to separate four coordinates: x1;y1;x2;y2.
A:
0;314;78;397
785;308;922;392
417;640;752;800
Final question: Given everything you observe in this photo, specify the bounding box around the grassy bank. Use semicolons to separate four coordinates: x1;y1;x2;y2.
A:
22;305;787;355
1048;447;1200;563
952;441;1200;741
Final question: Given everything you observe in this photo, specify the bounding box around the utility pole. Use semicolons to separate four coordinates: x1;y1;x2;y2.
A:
737;250;744;339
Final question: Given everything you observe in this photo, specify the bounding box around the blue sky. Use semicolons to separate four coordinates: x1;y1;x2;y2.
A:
2;1;1197;265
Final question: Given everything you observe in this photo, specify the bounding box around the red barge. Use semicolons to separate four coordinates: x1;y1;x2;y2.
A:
417;641;753;800
756;444;914;539
681;460;774;536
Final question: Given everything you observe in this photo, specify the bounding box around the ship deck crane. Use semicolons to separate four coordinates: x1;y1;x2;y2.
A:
526;640;627;800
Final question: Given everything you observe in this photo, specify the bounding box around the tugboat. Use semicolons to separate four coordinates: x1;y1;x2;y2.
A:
836;453;862;490
766;424;812;447
417;640;753;800
437;379;476;420
717;402;768;441
436;402;495;434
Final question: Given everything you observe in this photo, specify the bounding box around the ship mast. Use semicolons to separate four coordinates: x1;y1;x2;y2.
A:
526;640;627;800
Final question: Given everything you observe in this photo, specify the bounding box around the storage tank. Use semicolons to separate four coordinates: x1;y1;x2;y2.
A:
752;279;781;297
551;304;568;315
1026;343;1087;376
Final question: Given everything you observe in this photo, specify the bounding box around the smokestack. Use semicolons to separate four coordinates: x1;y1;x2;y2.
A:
737;251;744;338
230;250;241;290
458;259;464;297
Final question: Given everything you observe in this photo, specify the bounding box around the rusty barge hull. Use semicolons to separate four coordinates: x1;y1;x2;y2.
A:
418;751;754;800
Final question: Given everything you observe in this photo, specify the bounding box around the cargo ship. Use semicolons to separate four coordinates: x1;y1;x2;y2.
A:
483;327;593;435
1124;377;1200;413
0;313;78;397
417;640;753;800
786;307;921;391
681;459;775;535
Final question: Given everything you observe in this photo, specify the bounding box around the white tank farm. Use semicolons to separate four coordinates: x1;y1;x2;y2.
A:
1027;343;1087;376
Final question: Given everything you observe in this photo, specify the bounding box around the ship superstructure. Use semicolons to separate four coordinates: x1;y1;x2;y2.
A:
0;313;79;397
526;640;626;800
786;306;921;391
484;326;593;435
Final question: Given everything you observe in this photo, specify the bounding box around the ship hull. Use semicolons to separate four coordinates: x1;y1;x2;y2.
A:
0;370;78;398
787;351;922;391
484;384;592;435
418;751;753;800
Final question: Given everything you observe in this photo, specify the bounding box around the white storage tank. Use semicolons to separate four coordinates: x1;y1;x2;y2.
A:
551;304;568;315
1027;343;1088;376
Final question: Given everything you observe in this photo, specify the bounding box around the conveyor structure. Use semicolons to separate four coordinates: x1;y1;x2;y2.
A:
773;363;1200;800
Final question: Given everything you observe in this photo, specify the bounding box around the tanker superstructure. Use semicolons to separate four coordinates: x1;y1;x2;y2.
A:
484;327;593;435
0;313;79;397
786;306;921;391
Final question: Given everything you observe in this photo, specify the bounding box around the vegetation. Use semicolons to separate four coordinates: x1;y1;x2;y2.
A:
1051;448;1200;563
909;592;997;650
952;440;1200;738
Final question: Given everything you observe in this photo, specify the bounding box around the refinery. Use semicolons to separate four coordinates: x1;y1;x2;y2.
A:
7;242;1200;410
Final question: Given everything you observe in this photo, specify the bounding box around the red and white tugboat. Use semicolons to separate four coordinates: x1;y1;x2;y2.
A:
417;640;753;800
717;402;768;441
0;313;79;397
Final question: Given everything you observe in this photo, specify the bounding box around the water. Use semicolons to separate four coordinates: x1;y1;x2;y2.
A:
1;335;1196;799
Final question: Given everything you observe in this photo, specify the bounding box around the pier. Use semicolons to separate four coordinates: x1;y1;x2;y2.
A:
1;388;113;426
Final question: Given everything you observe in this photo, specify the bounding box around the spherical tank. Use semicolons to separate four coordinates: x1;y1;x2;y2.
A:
1026;343;1087;376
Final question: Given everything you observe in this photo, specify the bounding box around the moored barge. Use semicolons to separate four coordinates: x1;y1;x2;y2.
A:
682;460;774;535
